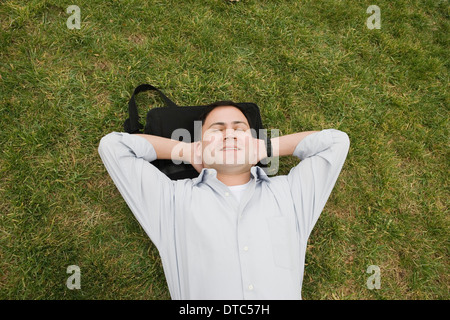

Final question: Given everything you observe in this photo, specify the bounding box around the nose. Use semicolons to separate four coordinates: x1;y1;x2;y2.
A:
224;129;236;140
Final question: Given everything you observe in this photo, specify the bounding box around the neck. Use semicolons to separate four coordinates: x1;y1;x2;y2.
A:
216;170;251;186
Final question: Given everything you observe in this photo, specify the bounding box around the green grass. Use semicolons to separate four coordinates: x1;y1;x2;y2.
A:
0;0;448;299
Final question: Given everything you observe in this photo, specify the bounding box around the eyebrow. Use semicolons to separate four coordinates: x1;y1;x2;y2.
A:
208;121;249;129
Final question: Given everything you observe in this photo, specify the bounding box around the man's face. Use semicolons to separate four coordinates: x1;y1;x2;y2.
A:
197;106;254;172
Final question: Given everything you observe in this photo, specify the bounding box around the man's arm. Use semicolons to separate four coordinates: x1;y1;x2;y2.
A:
134;134;204;173
249;131;318;165
271;131;319;157
285;129;350;239
134;134;187;161
98;132;177;248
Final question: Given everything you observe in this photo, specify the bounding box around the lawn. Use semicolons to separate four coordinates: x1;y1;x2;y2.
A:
0;0;448;299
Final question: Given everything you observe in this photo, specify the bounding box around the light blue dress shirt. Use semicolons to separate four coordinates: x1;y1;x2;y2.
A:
98;129;350;300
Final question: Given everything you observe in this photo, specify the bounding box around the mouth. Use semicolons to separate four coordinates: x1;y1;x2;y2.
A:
221;146;240;151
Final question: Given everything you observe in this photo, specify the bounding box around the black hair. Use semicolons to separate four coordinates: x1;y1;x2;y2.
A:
197;100;251;126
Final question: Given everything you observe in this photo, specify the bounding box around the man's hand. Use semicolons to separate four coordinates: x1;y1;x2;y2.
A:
247;135;268;165
188;141;204;173
169;140;204;174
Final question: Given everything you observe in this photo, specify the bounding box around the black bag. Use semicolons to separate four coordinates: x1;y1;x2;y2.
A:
124;84;269;180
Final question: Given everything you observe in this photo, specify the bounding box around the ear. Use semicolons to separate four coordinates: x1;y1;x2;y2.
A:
192;141;204;173
193;141;203;162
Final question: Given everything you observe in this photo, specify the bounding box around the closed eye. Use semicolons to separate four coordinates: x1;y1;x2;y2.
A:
210;127;245;132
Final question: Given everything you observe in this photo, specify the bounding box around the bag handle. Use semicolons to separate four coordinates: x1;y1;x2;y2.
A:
124;84;178;134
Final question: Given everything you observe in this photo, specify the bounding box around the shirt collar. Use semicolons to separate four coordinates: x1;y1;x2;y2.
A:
193;166;271;186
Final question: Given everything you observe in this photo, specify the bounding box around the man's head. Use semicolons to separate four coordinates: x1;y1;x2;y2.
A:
194;101;256;174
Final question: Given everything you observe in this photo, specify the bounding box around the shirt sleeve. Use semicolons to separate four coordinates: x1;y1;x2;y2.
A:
97;132;174;248
287;129;350;240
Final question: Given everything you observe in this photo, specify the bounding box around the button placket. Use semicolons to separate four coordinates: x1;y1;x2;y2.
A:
237;210;256;299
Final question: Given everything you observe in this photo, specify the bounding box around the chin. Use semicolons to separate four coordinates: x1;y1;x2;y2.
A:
210;162;252;175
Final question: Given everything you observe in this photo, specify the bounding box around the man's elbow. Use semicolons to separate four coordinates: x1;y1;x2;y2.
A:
98;132;119;158
341;131;350;149
334;130;350;150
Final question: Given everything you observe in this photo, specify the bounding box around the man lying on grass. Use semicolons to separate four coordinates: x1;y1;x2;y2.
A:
98;101;350;299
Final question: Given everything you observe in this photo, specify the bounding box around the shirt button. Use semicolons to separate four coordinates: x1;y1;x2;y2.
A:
243;246;249;251
225;192;230;197
248;284;254;291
